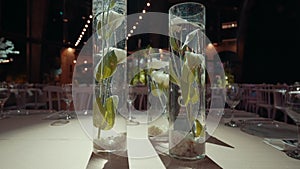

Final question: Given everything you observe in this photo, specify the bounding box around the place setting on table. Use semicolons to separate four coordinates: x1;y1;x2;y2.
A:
220;83;299;160
0;82;55;119
41;83;78;126
1;82;80;127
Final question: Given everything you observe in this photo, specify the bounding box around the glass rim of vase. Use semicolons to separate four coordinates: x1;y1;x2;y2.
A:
169;2;205;15
169;2;206;9
169;2;206;27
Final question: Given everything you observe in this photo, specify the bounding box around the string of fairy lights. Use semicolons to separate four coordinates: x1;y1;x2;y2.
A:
74;0;151;47
127;1;151;39
75;14;93;47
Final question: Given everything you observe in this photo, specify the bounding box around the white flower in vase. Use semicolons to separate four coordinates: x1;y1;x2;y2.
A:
184;51;205;70
146;57;169;70
94;47;126;80
151;70;169;89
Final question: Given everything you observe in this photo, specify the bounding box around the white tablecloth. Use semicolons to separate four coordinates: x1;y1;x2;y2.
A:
0;113;92;169
1;110;300;169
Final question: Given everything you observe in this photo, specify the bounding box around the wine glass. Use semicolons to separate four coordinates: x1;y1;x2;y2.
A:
61;83;73;120
225;83;243;127
127;85;139;125
284;85;300;159
0;83;11;120
13;84;28;115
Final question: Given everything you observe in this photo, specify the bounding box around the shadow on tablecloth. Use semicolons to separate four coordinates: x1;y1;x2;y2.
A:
86;133;232;169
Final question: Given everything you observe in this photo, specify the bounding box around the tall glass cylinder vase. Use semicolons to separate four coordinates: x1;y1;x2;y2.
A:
168;2;206;160
92;0;127;155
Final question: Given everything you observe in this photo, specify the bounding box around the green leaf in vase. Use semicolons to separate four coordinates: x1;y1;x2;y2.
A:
109;0;116;9
180;80;190;106
93;95;118;130
193;119;203;137
95;50;118;82
180;64;199;105
130;69;148;85
169;37;180;52
181;63;195;84
169;60;179;85
190;83;199;104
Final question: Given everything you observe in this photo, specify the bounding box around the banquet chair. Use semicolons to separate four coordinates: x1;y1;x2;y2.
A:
255;85;273;118
25;88;47;110
241;84;257;113
209;87;226;109
72;85;93;114
43;85;63;111
272;88;288;122
134;85;148;110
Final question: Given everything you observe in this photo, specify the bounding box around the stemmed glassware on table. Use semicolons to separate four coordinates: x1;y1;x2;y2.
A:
0;83;11;120
60;83;73;120
13;84;28;115
126;84;139;125
284;85;300;159
225;83;243;127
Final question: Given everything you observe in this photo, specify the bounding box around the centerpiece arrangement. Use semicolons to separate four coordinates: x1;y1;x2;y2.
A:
91;1;207;160
168;2;206;160
92;0;127;155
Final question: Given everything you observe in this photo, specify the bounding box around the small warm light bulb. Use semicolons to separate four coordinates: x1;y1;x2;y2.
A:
130;30;133;33
207;43;214;48
133;26;136;29
142;9;146;13
147;2;150;7
159;48;163;53
139;16;143;20
89;15;92;18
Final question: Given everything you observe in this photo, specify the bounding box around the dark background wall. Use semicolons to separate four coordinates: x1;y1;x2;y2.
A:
238;0;300;84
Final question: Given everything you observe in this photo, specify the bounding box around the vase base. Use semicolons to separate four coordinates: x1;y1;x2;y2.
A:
169;153;206;160
93;146;127;157
126;119;140;125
